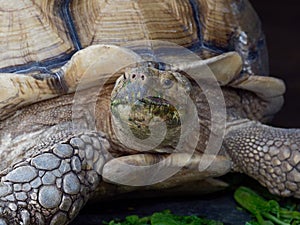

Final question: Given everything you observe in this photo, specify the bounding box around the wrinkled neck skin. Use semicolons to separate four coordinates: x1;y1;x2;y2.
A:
0;76;263;169
108;66;268;156
2;67;300;198
0;85;112;171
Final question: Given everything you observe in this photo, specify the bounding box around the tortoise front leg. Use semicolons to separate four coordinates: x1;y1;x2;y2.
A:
0;132;110;225
224;120;300;198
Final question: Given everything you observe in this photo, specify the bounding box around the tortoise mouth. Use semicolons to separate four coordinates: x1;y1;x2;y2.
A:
139;96;171;106
111;95;182;149
130;96;180;128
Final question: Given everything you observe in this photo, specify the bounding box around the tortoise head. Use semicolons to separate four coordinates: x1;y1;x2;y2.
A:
110;64;192;151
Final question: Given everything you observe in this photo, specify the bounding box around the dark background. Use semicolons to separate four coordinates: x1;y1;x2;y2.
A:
252;0;300;127
72;1;300;224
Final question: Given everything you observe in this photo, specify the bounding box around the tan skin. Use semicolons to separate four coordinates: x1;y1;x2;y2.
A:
0;64;300;225
110;66;192;150
110;66;300;199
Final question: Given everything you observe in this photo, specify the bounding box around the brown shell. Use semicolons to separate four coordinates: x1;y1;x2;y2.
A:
0;0;284;120
0;0;267;75
0;0;74;70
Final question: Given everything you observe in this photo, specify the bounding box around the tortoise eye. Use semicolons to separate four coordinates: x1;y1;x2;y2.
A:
162;78;173;89
123;73;127;79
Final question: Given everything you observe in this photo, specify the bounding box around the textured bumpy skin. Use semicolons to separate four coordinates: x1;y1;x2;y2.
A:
0;52;298;224
108;62;300;199
225;122;300;198
0;130;110;225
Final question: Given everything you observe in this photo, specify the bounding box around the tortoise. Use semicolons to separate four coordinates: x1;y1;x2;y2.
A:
0;0;300;224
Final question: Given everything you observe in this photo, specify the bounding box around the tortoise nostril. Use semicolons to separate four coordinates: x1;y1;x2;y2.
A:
132;74;136;79
141;75;145;80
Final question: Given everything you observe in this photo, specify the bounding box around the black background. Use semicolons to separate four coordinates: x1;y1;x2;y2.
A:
251;0;300;127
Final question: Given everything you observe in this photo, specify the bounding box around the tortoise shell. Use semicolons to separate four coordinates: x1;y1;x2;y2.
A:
0;0;285;121
0;0;267;75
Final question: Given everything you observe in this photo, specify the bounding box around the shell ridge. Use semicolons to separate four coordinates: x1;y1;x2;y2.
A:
188;0;203;46
0;53;75;74
61;0;82;50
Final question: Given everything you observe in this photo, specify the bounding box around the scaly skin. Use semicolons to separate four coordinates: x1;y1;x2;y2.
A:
0;127;111;225
111;66;191;150
225;121;300;198
112;65;300;198
0;65;300;224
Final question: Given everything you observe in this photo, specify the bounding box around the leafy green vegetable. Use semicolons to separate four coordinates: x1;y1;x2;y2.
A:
103;210;223;225
234;186;300;225
104;186;300;225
